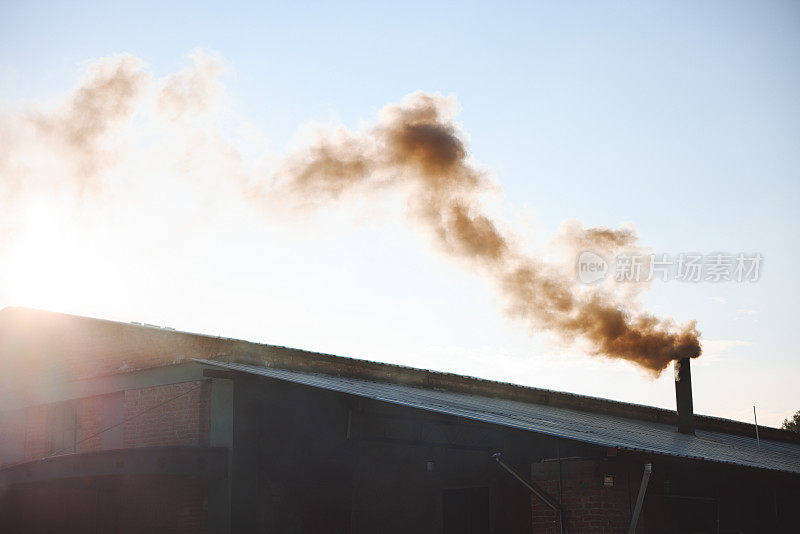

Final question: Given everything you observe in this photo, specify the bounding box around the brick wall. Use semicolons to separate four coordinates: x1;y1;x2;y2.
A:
18;395;113;460
0;381;214;531
0;380;211;466
123;380;211;448
530;459;633;534
22;405;47;460
76;394;106;451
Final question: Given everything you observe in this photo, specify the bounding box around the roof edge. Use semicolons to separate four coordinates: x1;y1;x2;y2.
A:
4;306;798;444
205;343;800;445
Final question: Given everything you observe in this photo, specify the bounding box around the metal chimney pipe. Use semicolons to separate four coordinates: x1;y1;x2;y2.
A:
674;357;695;435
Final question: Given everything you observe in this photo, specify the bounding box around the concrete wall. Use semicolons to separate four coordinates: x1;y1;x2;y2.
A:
227;373;800;534
230;374;546;533
0;475;211;533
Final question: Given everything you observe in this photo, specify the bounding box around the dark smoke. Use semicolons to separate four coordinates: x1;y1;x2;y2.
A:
0;53;701;373
276;92;701;373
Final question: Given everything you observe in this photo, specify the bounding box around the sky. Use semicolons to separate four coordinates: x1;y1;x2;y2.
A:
1;1;798;427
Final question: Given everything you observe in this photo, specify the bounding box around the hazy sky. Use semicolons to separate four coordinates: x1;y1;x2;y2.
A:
1;1;799;426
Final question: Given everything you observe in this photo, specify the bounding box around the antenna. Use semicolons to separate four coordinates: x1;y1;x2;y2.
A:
753;405;760;450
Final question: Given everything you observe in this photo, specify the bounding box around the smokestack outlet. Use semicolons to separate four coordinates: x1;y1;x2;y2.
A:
674;357;695;435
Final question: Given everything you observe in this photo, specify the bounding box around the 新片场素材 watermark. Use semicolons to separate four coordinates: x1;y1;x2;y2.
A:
577;252;762;284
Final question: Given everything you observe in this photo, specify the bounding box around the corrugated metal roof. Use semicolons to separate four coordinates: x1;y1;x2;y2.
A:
194;359;800;475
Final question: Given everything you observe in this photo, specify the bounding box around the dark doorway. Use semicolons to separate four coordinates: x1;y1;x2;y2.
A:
443;486;490;534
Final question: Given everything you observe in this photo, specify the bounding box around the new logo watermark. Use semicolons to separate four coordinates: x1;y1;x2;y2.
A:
576;252;763;284
577;251;609;284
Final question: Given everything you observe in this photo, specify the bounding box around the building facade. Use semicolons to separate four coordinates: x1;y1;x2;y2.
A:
1;307;799;533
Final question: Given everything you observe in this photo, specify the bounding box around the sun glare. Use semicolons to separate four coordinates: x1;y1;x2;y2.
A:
1;200;122;314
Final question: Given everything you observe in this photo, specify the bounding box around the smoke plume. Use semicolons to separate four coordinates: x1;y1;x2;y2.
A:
276;92;701;373
0;55;150;196
0;54;701;373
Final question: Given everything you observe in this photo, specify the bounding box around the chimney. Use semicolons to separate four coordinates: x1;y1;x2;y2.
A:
674;357;695;435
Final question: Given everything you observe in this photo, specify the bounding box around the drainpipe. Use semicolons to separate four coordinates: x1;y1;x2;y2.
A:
492;453;565;534
627;463;652;534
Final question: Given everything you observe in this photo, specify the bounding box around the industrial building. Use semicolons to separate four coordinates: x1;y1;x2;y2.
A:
1;307;798;533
